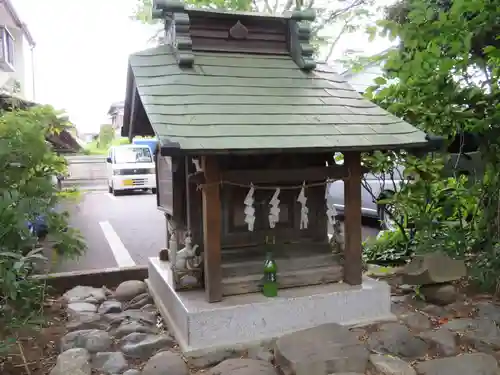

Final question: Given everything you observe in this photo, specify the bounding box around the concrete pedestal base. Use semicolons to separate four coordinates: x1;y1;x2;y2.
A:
147;257;394;354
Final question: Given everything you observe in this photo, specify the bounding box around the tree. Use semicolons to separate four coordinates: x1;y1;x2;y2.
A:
131;0;374;62
360;0;500;289
98;124;115;148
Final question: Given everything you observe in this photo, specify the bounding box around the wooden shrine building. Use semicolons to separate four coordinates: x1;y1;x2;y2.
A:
122;0;436;303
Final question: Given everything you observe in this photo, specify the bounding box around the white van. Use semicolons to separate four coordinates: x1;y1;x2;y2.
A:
106;144;156;195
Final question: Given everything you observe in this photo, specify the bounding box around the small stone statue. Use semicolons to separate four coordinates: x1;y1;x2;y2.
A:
330;220;344;254
173;235;203;271
172;234;204;289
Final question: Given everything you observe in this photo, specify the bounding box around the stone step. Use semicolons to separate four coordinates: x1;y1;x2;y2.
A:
221;263;343;296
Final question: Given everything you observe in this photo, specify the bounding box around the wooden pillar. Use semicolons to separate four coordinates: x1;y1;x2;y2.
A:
343;151;363;285
201;155;223;302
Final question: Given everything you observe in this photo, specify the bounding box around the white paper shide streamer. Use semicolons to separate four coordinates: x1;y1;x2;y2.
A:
268;188;281;228
244;184;256;231
325;186;337;226
297;182;309;229
192;158;203;172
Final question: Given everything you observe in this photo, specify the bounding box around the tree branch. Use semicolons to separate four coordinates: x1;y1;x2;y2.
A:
261;0;273;13
322;17;351;63
283;0;294;12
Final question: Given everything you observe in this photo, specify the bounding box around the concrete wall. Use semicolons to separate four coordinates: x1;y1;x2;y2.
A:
0;2;34;101
64;155;108;188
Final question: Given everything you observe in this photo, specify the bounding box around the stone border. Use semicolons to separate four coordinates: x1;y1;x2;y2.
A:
32;266;148;294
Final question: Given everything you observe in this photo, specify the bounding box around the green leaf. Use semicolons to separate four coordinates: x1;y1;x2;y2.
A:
374;77;387;85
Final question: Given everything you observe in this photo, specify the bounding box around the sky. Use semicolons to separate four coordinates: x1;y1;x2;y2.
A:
14;0;393;134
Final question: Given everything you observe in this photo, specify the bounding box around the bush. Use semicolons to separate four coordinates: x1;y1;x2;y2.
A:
0;104;86;352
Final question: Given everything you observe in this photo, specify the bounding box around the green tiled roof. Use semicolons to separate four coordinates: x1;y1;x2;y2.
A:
128;45;428;152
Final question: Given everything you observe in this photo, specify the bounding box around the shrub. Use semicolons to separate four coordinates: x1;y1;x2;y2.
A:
0;103;86;352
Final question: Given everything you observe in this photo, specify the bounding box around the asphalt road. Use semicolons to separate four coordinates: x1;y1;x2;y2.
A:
56;189;381;272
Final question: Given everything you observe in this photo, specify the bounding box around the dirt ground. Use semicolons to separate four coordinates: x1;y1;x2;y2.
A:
0;298;66;375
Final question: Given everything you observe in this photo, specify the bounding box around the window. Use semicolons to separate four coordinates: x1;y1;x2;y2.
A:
114;147;152;164
0;26;14;71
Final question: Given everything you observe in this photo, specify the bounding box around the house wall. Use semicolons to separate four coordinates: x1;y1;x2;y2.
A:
0;2;34;101
111;111;124;136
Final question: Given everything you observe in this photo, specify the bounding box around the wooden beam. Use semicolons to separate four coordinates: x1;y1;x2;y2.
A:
128;85;138;141
190;165;348;185
201;155;223;302
343;152;363;285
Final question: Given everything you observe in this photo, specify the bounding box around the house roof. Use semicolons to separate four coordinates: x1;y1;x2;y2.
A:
107;101;125;116
123;44;429;155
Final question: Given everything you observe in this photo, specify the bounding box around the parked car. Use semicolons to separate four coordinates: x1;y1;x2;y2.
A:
328;134;483;230
106;144;157;195
328;162;404;230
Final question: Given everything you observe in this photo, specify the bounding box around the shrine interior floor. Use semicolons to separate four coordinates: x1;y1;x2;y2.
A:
147;257;395;354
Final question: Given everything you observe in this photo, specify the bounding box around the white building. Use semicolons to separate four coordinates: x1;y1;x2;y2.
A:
107;101;125;137
0;0;35;101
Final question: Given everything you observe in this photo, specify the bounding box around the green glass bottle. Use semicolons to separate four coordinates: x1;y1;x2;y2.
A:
263;251;278;297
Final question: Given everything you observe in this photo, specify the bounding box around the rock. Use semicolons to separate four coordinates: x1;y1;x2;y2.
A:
123;370;141;375
140;304;157;313
209;358;277;375
402;252;466;285
369;354;416;375
444;301;474;317
67;302;98;316
142;351;189;375
66;312;110;332
475;301;500;324
399;312;432;331
98;300;123;314
248;346;274;363
61;329;112;353
114;280;147;302
125;292;152;310
442;318;500;351
367;323;429;359
419;284;458;306
92;352;128;374
50;348;91;375
105;309;157;326
391;302;412;317
113;320;157;339
365;265;403;278
415;353;498;375
274;323;369;374
417;328;458;356
398;284;415;294
419;304;448;318
63;286;106;304
186;348;238;368
120;332;174;359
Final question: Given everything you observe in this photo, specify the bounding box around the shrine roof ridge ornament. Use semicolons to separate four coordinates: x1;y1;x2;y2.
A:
151;0;317;71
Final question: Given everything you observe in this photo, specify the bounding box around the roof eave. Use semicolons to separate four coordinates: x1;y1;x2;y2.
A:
121;64;135;139
159;136;444;157
3;0;36;47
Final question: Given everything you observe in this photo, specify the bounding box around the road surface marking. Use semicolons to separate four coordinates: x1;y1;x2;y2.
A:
99;221;136;267
107;193;117;201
